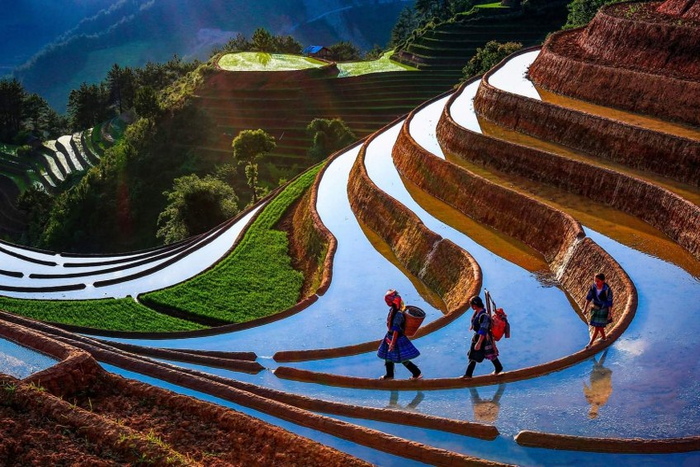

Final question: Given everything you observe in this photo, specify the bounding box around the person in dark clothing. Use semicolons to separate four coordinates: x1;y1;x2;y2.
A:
462;295;504;379
377;289;422;380
583;272;614;350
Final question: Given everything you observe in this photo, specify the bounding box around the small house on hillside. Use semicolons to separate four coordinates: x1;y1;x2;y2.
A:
303;45;332;60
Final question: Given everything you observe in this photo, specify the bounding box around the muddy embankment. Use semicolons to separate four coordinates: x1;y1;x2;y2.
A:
436;96;700;260
528;29;700;127
280;163;336;298
579;3;700;80
515;428;700;454
393;108;636;352
347;134;481;314
657;0;700;20
0;320;101;397
473;69;700;187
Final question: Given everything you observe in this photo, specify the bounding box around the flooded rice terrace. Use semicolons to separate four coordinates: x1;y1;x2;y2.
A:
2;49;699;465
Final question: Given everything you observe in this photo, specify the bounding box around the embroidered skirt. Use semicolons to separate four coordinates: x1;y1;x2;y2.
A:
377;333;420;362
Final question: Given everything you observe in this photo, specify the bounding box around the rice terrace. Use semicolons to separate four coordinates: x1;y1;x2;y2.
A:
0;0;699;465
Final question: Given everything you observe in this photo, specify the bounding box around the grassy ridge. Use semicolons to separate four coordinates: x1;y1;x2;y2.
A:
0;296;205;332
141;164;323;323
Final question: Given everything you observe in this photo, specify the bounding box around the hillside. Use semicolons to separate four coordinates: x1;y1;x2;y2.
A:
11;0;410;112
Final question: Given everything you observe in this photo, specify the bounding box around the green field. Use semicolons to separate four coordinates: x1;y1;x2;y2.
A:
218;52;326;71
337;51;417;77
141;164;323;323
0;296;205;332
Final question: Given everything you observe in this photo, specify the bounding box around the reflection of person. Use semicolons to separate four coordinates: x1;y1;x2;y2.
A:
377;290;422;380
462;296;503;379
583;350;613;419
583;273;614;350
387;390;425;411
469;384;506;424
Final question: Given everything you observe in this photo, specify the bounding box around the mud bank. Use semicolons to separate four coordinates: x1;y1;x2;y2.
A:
347;133;480;314
437;95;700;260
579;3;700;80
515;429;700;453
283;162;337;297
474;65;700;187
529;30;700;127
658;0;700;21
0;320;100;397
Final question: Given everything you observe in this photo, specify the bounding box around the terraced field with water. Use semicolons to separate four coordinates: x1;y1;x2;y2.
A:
1;0;699;464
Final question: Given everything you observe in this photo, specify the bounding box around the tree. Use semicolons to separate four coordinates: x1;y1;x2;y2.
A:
328;41;361;62
306;118;357;162
390;6;419;47
21;93;68;140
157;174;239;243
107;64;137;114
0;78;26;142
461;41;522;80
274;35;303;54
564;0;624;29
134;86;161;120
251;28;274;52
67;82;112;130
232;129;276;202
16;186;54;246
365;44;385;60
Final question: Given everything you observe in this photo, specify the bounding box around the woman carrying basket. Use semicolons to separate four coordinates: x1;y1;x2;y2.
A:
462;295;503;379
378;290;422;380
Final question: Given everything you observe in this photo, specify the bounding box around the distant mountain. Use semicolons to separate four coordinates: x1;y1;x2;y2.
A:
10;0;412;113
0;0;116;76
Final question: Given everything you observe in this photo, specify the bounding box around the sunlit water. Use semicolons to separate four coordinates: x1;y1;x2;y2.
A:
0;338;57;379
0;205;263;299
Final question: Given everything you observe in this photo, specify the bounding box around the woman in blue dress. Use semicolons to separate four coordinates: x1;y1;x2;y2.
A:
377;290;422;380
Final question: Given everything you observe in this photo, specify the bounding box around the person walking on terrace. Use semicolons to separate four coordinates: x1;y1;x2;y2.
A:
583;273;614;350
462;295;503;379
378;289;422;380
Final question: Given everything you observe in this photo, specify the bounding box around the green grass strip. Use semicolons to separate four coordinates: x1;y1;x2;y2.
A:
0;296;205;332
337;51;417;77
474;2;509;8
141;164;324;323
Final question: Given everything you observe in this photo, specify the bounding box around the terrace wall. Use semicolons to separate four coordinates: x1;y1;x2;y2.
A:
285;163;336;297
436;100;700;260
393;122;584;268
579;3;700;80
347;136;480;314
473;67;700;186
529;30;700;127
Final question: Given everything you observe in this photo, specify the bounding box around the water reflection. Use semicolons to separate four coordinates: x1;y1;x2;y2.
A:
584;350;613;419
469;384;506;424
386;390;425;412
